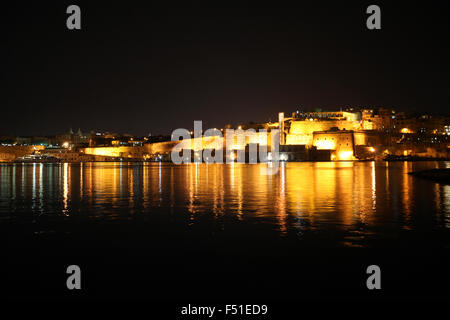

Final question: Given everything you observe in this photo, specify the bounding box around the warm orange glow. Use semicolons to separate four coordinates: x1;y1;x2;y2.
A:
62;142;69;148
84;147;121;157
338;151;353;160
401;128;413;134
314;140;336;150
369;147;375;152
286;119;362;146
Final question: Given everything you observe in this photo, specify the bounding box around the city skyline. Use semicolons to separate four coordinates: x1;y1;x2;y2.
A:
1;105;450;138
2;105;449;164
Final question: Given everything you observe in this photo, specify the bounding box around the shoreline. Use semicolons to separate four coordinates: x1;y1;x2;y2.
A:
1;158;450;165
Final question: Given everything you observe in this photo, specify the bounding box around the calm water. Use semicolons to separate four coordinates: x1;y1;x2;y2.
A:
1;161;450;248
3;161;450;300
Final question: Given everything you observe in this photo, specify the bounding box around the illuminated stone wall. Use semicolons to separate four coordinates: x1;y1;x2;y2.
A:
312;131;355;160
354;131;382;146
0;145;45;161
83;146;146;158
145;141;181;154
224;131;270;150
285;119;362;146
163;131;271;152
354;132;367;146
82;131;273;159
342;111;361;122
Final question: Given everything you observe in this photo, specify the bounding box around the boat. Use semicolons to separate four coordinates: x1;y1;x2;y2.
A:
14;154;61;163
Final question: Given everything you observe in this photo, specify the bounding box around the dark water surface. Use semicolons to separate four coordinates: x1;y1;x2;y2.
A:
2;161;450;300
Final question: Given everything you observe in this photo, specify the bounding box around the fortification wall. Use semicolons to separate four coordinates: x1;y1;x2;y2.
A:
0;145;45;161
82;146;146;158
154;131;271;153
312;131;355;160
354;131;381;146
286;120;361;145
81;131;272;159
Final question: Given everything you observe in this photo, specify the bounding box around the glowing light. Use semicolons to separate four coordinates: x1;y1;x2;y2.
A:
338;151;353;160
63;163;69;215
314;140;336;150
401;128;412;134
369;147;375;152
62;142;69;148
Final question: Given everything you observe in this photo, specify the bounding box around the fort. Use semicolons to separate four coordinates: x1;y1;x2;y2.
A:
1;107;449;163
0;145;45;162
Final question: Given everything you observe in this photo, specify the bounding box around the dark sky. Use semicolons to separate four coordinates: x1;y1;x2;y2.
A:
1;1;449;136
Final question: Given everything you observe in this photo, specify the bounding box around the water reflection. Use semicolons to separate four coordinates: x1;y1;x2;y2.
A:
0;161;449;247
444;185;450;229
402;161;412;228
63;163;69;215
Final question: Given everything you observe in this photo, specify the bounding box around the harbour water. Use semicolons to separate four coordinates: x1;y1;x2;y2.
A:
2;161;450;299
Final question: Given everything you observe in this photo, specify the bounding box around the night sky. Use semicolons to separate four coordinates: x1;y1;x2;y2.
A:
1;1;449;136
